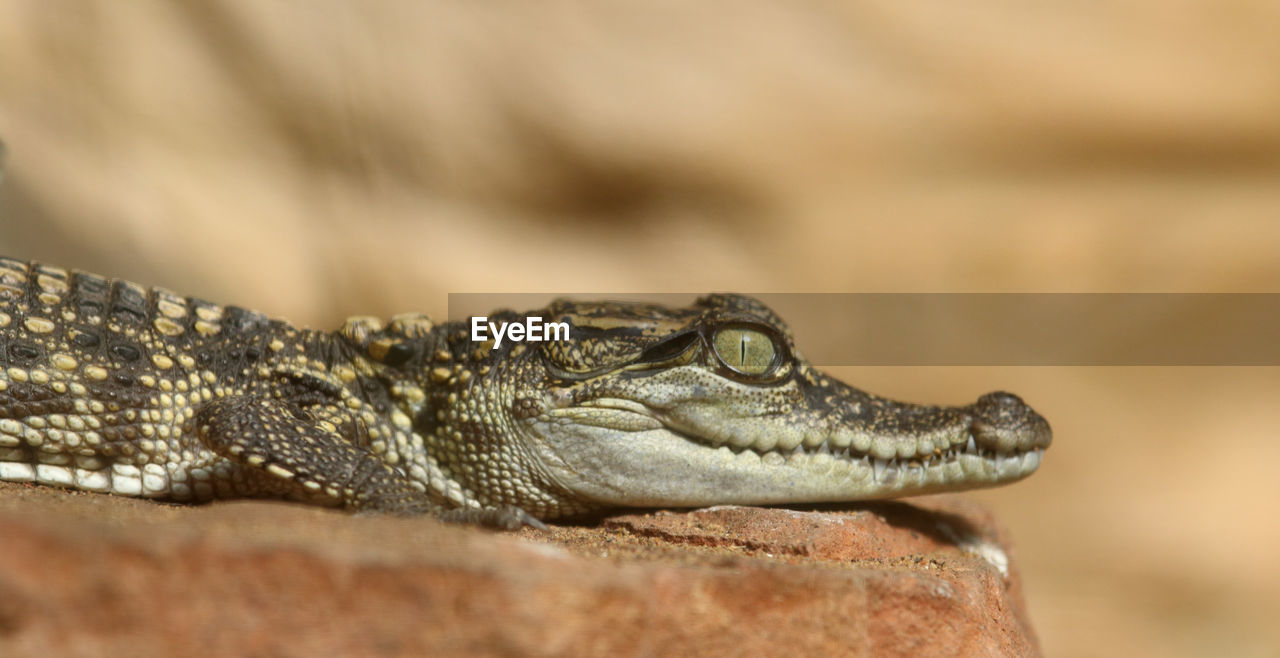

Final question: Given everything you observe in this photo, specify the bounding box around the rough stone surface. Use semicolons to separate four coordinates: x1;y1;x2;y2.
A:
0;482;1036;657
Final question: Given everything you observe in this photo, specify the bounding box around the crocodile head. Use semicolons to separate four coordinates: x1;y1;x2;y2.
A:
512;294;1051;513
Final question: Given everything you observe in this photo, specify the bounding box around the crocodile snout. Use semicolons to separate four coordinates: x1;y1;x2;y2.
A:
969;391;1052;453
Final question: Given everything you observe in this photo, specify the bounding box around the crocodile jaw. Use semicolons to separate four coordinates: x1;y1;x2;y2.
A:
526;415;1045;508
524;370;1051;509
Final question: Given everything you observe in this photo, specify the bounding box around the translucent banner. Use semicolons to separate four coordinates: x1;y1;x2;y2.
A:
448;293;1280;366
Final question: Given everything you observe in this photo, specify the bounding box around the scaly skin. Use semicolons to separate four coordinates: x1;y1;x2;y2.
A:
0;257;1050;528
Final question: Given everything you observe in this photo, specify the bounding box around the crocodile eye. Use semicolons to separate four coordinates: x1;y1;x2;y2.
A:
712;327;777;376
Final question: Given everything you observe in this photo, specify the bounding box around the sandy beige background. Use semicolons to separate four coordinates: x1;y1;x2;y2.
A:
2;2;1278;656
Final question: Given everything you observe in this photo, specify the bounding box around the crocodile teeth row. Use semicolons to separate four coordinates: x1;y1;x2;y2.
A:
766;433;1044;479
777;432;982;463
794;448;1046;483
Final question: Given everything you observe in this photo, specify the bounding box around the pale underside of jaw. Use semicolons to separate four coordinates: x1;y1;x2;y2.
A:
549;400;1045;499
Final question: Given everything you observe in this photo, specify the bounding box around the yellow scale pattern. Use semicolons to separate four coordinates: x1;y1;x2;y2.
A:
0;257;482;516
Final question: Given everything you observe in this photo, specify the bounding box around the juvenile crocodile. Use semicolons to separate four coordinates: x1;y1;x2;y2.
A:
0;257;1050;528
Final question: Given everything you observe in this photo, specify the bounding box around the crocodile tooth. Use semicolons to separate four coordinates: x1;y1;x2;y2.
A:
850;431;872;453
965;434;977;454
872;458;889;482
752;431;779;453
997;453;1019;477
870;436;897;460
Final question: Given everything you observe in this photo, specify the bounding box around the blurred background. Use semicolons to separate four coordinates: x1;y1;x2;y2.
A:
1;2;1278;655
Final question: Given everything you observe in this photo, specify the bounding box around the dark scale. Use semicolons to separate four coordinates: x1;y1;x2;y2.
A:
111;344;142;362
8;342;40;362
71;330;102;350
109;280;149;325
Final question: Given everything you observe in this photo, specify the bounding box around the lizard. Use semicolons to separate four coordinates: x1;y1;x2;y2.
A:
0;257;1051;529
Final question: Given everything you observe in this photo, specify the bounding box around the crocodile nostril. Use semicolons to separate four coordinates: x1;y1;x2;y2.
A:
979;391;1024;407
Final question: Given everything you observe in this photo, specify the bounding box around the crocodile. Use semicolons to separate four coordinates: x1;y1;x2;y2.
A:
0;257;1051;528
